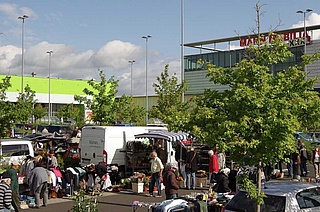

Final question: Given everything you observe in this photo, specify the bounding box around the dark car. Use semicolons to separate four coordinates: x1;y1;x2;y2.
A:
39;125;72;136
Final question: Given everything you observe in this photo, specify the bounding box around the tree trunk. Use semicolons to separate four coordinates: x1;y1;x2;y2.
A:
256;161;262;212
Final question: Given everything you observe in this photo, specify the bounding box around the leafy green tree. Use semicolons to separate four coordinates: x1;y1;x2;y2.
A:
33;104;47;125
74;70;118;125
188;29;320;209
57;104;85;127
15;84;36;124
0;76;14;138
149;64;190;131
113;95;145;125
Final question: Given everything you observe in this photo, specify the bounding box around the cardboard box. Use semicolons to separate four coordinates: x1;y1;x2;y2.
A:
132;183;144;193
196;177;207;187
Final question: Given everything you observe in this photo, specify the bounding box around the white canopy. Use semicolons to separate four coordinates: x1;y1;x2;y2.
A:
134;131;189;142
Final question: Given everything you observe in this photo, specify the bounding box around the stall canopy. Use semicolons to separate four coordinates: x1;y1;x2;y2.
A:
134;131;189;142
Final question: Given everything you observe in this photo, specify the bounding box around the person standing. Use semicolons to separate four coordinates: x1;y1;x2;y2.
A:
175;142;187;187
208;150;219;183
28;161;50;208
312;145;320;178
185;146;199;190
72;127;79;137
146;151;164;197
163;163;179;200
47;150;58;169
214;146;226;171
292;150;301;179
0;174;12;212
3;161;20;212
299;143;308;177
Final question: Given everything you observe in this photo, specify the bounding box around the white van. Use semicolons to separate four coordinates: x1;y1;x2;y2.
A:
80;126;167;168
0;140;34;164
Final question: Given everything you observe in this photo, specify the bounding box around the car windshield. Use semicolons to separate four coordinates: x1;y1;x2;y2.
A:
225;191;286;212
297;187;320;209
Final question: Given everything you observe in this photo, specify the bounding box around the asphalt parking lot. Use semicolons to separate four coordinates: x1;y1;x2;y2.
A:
23;188;198;211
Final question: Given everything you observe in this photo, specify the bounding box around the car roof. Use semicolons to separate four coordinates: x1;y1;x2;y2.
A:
1;139;32;145
261;180;319;196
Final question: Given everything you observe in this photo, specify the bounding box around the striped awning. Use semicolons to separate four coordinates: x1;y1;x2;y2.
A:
134;131;189;142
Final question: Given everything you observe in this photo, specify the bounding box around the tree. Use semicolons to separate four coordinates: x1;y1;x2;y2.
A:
57;104;85;127
0;76;14;138
113;95;145;125
188;18;320;211
75;70;118;125
15;84;37;124
33;104;47;124
149;64;190;131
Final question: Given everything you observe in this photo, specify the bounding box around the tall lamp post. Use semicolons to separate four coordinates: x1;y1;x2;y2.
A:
296;9;312;73
128;60;135;96
18;15;28;93
142;35;151;124
47;51;53;125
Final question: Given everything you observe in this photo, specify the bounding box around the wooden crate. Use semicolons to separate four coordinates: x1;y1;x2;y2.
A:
132;183;144;193
196;177;207;187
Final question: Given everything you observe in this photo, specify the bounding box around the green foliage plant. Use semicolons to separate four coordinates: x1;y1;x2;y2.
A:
149;64;190;131
74;70;118;125
70;189;98;212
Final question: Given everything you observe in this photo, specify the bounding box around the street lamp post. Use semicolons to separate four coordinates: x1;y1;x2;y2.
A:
142;35;151;125
128;60;135;96
47;51;53;125
296;9;312;73
18;15;28;93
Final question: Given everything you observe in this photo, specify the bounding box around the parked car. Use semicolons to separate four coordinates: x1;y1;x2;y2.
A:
38;125;72;136
295;131;315;142
0;140;34;164
308;132;320;141
10;128;23;138
224;180;320;212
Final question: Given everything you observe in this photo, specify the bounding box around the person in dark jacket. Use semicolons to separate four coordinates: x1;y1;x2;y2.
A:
185;146;199;190
163;163;179;200
175;142;187;187
214;168;231;193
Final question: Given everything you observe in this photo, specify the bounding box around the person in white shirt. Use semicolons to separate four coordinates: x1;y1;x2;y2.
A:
146;151;164;197
312;145;320;178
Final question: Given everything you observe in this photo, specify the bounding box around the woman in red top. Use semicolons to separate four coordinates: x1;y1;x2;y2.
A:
208;150;219;183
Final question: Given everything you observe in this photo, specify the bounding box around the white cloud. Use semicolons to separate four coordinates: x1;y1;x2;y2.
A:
291;12;320;40
0;3;37;22
0;39;180;96
0;44;20;74
94;40;143;70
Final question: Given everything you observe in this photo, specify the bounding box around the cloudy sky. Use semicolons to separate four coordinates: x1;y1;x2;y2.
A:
0;0;320;96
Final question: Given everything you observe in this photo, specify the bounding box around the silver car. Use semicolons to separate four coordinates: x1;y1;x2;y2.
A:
224;180;320;212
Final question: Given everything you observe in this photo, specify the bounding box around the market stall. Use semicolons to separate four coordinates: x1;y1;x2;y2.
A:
128;131;190;170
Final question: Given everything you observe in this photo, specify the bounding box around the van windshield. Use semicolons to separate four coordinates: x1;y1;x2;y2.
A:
2;144;30;157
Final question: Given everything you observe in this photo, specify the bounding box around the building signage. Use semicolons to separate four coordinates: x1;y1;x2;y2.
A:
240;30;311;47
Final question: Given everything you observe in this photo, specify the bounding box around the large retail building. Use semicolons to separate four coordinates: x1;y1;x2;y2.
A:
183;24;320;96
